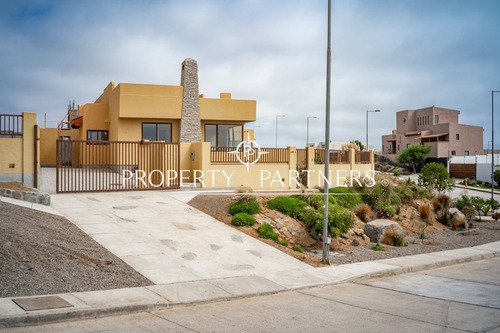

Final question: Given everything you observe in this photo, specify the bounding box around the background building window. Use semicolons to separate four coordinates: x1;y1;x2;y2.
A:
435;115;439;124
456;133;460;140
465;150;469;156
204;124;243;147
142;123;172;142
451;151;456;155
87;130;108;141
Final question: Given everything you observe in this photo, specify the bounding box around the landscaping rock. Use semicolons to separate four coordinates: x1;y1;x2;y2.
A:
364;219;404;243
351;239;360;247
449;208;465;220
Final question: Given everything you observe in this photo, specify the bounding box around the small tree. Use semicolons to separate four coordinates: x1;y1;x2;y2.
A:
470;197;488;221
352;140;365;151
418;162;455;193
397;145;432;173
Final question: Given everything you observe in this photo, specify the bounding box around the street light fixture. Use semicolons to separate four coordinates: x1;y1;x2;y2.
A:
307;116;318;147
366;110;381;151
275;115;285;148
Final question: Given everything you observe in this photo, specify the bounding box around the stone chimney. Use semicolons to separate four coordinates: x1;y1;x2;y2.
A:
179;58;202;143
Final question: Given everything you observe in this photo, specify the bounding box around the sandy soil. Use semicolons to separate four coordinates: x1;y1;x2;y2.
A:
0;201;152;298
0;182;37;192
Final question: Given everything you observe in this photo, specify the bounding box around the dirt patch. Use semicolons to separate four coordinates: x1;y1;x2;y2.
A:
0;182;37;192
0;201;152;298
188;193;500;266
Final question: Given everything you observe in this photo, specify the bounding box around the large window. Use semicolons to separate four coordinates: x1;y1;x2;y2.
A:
142;123;172;142
204;124;243;147
87;130;108;141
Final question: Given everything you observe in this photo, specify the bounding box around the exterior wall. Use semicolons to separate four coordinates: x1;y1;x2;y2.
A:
39;128;78;166
0;112;38;187
78;103;109;141
200;95;257;122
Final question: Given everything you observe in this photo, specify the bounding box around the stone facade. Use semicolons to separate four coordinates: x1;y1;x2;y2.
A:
179;58;202;143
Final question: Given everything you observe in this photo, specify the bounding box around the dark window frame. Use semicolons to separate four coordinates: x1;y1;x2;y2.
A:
141;122;172;142
456;133;460;140
86;130;109;144
204;124;243;147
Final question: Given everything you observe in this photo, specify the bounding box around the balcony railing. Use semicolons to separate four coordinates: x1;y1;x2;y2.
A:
0;114;22;137
210;146;289;164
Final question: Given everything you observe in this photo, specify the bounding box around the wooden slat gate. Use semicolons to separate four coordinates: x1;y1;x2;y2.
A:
56;140;180;193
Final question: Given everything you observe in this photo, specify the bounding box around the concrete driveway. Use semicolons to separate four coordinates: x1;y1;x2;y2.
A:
50;191;310;285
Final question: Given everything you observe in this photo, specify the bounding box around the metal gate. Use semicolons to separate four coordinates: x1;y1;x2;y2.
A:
56;140;180;193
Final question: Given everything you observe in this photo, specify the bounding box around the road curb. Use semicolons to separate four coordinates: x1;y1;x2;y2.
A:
1;242;499;329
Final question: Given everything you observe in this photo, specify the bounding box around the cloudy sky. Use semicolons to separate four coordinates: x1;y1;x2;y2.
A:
1;0;499;149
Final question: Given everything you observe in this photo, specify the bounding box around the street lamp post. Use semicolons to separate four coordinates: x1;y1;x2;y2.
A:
275;115;285;148
492;91;499;200
307;116;318;146
366;110;380;151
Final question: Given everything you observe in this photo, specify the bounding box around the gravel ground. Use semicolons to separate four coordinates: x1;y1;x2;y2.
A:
0;201;152;298
326;221;500;265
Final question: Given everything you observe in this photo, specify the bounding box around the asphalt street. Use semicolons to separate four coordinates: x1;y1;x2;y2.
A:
4;257;499;333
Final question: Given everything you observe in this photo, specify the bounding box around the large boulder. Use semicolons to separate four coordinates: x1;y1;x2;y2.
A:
364;219;404;243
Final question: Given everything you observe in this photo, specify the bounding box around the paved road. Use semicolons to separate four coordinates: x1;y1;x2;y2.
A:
5;257;499;333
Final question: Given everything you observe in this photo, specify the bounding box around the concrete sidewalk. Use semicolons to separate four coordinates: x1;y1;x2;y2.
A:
1;241;498;329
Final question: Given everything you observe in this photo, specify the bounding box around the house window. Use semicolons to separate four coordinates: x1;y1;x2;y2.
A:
142;123;172;142
451;151;456;155
465;150;469;156
87;130;108;141
456;134;460;140
435;115;439;124
204;124;243;147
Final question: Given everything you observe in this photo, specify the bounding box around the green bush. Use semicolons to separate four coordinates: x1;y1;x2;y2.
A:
231;213;256;226
371;243;382;251
257;223;279;241
418;162;455;193
292;245;304;253
277;240;288;247
328;187;363;209
229;200;260;216
393;185;413;204
267;196;307;218
299;207;322;229
390;192;402;205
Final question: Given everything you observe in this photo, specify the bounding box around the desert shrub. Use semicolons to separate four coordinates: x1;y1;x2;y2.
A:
299;207;322;229
297;194;325;210
487;198;500;212
229;199;260;216
292;245;304;253
393;169;401;176
393;185;415;204
235;186;254;193
381;226;405;246
326;204;354;237
328;187;363;208
450;217;468;231
354;203;372;222
277;240;288;247
231;213;256;226
419;204;432;224
455;195;472;211
492;212;500;221
366;182;395;217
257;224;279;241
306;203;354;237
267;196;307;218
371;243;382;251
433;194;451;225
377;204;396;218
390;192;402;205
